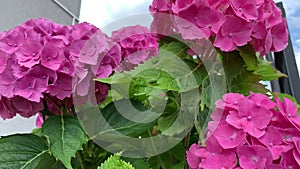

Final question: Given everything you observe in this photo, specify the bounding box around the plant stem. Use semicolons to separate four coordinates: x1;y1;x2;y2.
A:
183;132;191;169
77;151;85;169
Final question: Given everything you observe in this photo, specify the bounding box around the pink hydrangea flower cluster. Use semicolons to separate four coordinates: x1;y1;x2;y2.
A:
0;18;122;120
150;0;288;55
186;92;300;169
111;25;159;71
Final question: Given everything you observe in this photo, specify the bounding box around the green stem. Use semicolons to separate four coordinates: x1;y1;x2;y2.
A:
184;132;191;169
77;151;85;169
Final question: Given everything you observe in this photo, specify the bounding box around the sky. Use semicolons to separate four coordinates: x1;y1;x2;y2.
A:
80;0;300;76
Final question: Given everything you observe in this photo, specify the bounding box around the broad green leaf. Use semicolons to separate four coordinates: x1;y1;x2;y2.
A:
94;99;156;137
254;58;287;81
200;70;226;110
231;70;268;95
121;158;152;169
0;134;56;169
42;116;88;169
238;45;259;71
97;49;204;95
159;37;189;58
148;142;185;169
157;113;178;133
98;155;134;169
171;163;184;169
220;50;245;82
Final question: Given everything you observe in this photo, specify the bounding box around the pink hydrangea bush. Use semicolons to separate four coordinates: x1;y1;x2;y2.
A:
186;92;300;169
150;0;288;56
0;19;160;122
0;18;121;120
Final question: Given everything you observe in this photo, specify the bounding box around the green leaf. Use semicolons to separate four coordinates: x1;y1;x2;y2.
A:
220;50;245;82
159;38;189;58
157;113;178;133
42;116;88;169
121;158;152;169
93;99;156;137
238;45;259;71
148;142;185;169
98;155;135;169
254;58;287;81
200;69;226;110
231;70;268;95
0;134;57;169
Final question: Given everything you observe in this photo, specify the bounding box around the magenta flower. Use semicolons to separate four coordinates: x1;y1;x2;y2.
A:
41;41;65;70
0;26;26;54
47;72;72;100
251;21;267;40
0;50;7;73
211;121;246;149
293;137;300;165
282;150;300;169
248;92;276;110
258;126;285;159
14;73;48;103
10;96;43;118
277;127;300;144
226;99;273;138
173;0;224;39
0;97;16;120
15;39;43;68
269;19;288;52
78;31;108;65
276;97;300;130
207;0;230;12
237;145;273;169
36;113;45;128
186;144;202;169
149;0;171;13
214;16;252;51
0;67;16;98
230;0;258;21
200;150;237;169
112;25;158;71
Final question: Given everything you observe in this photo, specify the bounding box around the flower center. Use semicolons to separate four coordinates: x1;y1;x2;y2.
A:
247;116;252;121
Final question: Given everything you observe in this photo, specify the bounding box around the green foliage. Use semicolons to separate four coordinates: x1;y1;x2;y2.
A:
121;158;152;169
98;155;135;169
148;142;185;169
231;70;269;95
76;140;110;169
254;58;287;81
94;99;156;137
0;134;56;169
42;116;89;169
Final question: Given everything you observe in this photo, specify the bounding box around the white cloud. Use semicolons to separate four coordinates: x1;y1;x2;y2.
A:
80;0;152;28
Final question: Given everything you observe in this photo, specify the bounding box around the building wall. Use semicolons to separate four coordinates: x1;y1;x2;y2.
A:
0;0;81;31
0;0;81;136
